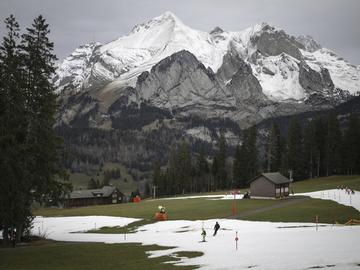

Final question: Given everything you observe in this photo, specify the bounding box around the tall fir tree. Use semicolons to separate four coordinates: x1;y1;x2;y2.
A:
0;15;70;244
216;132;228;189
0;15;29;245
232;144;242;187
286;118;304;180
343;114;360;174
303;120;317;178
177;141;192;193
266;122;282;172
314;116;327;177
247;126;258;179
21;15;69;205
233;126;258;188
324;111;342;176
195;146;209;192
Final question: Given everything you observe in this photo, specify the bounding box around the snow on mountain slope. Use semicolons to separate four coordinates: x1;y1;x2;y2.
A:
54;11;360;105
302;48;360;95
252;53;306;101
55;12;234;95
54;42;101;94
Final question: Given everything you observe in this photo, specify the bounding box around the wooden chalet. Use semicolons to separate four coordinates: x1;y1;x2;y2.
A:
248;172;291;198
65;186;124;207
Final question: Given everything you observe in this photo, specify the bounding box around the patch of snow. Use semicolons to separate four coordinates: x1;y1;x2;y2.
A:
32;216;360;270
298;189;360;212
186;127;213;143
253;54;306;101
302;49;360;95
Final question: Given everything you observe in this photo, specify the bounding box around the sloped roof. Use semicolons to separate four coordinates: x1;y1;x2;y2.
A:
249;172;290;185
69;186;117;199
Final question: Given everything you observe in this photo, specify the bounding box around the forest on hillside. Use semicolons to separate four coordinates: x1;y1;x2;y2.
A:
152;112;360;196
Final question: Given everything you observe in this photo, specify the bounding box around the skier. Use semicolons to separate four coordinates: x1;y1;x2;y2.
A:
213;221;220;236
201;228;207;242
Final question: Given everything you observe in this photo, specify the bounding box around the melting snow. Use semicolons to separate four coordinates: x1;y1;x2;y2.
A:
31;189;360;270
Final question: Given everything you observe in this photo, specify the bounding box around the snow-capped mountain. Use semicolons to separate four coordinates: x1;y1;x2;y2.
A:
55;11;360;130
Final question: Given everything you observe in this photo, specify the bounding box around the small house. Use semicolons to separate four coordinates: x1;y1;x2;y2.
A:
65;186;124;207
248;172;291;198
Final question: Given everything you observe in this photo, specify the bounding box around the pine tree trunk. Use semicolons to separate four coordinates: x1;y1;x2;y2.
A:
16;224;22;242
2;225;9;247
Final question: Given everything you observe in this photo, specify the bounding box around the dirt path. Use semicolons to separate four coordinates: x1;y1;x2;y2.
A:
228;196;311;219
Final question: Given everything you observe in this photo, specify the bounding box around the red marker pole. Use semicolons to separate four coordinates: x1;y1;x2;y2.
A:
316;215;319;231
232;191;238;215
235;231;239;250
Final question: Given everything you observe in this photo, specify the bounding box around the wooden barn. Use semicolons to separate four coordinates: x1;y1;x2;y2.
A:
64;186;124;207
248;172;291;198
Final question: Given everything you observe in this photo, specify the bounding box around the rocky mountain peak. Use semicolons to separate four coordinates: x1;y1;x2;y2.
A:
131;11;185;34
210;26;224;35
296;35;322;52
151;50;200;73
54;12;360;130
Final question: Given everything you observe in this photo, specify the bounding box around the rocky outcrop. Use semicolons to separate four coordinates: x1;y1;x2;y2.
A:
299;62;351;105
299;62;334;93
136;50;235;109
295;35;322;52
216;50;246;83
252;25;304;60
227;61;268;106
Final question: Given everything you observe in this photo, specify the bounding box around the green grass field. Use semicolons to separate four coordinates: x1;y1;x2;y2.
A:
9;175;360;270
0;241;201;270
292;175;360;193
35;175;360;224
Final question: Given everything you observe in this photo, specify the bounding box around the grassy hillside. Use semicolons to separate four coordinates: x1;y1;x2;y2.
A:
0;241;200;270
36;175;360;224
292;175;360;193
35;196;360;224
68;162;139;195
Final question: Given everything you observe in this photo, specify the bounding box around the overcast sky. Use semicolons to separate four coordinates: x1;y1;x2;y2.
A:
1;0;359;64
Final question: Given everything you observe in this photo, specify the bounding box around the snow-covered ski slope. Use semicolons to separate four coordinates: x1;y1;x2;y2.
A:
33;189;360;270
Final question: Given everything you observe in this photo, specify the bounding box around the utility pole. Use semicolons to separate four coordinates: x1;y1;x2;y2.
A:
153;185;157;199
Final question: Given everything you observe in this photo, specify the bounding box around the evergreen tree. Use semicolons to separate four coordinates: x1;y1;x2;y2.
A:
233;126;258;188
232;144;241;187
343;114;360;174
314;116;327;177
286;118;304;179
177;141;192;193
195;146;209;192
0;15;28;245
0;15;70;245
324;111;342;175
21;15;69;204
215;132;228;189
247;126;258;179
211;156;218;191
266;122;282;172
167;145;178;195
303;120;317;178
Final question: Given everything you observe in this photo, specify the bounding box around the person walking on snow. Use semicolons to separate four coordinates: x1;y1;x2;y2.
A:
213;222;220;236
201;228;207;242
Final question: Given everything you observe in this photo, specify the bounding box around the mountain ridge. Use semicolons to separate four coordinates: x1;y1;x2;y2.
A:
55;12;359;131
